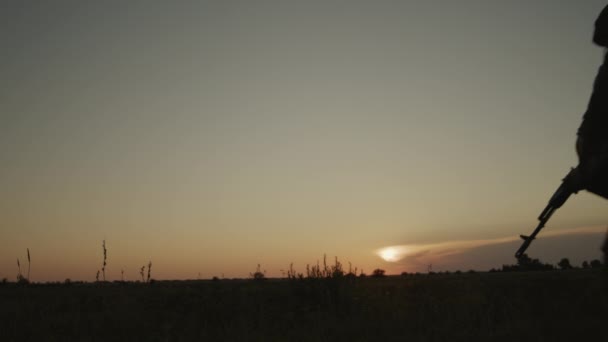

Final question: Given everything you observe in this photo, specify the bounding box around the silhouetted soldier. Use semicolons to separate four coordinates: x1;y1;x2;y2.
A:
575;5;608;200
515;10;608;258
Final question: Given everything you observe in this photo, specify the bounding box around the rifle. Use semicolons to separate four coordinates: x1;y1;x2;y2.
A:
515;168;580;259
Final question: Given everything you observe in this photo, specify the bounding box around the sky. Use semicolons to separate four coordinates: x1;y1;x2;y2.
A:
2;0;608;282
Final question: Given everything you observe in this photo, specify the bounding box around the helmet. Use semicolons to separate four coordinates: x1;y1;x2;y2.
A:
594;5;608;47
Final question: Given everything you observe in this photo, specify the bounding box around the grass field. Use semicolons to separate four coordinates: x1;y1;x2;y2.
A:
1;270;607;341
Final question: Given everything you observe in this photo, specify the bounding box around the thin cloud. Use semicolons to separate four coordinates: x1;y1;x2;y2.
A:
376;225;608;263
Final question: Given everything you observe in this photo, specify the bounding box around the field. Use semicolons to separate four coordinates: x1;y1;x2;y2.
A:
1;270;607;341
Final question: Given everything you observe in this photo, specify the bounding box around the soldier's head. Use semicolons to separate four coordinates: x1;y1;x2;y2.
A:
593;5;608;47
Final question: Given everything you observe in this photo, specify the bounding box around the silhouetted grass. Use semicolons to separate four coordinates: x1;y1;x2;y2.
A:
27;248;31;281
101;240;107;282
2;269;607;341
16;249;30;285
147;261;152;283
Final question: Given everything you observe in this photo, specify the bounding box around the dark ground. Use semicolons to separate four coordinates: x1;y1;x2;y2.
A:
1;270;607;341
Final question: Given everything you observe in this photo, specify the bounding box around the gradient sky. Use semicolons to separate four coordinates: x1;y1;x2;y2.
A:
2;1;608;281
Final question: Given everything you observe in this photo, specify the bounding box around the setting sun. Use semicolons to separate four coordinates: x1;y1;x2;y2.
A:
378;247;403;262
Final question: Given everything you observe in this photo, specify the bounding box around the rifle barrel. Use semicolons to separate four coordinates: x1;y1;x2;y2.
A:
515;168;577;259
515;206;555;258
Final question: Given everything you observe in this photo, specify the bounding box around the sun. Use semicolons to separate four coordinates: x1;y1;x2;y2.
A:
378;247;402;262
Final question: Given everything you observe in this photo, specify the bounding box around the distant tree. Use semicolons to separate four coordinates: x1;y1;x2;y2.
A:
558;258;573;270
345;272;357;279
590;259;602;268
250;264;266;280
505;254;554;272
501;264;516;272
582;261;590;269
371;269;385;277
517;254;532;266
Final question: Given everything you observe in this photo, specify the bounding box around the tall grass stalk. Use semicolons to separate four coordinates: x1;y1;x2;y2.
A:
102;240;107;281
27;248;31;281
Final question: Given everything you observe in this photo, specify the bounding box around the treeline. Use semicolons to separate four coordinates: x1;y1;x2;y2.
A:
495;254;604;272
